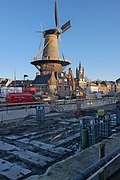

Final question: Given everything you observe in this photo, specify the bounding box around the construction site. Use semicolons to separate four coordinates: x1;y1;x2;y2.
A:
0;0;120;179
0;110;78;179
0;101;120;179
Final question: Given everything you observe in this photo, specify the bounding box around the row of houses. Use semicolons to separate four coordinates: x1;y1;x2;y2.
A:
0;61;120;98
0;74;120;98
0;68;75;98
86;79;120;95
75;63;120;96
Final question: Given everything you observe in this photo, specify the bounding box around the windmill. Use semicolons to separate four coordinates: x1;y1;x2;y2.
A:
31;0;72;75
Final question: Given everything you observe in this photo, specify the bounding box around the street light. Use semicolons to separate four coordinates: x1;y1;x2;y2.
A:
24;74;28;81
23;75;28;92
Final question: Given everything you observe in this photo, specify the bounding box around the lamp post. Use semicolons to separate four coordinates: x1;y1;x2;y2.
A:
23;75;28;92
24;74;28;81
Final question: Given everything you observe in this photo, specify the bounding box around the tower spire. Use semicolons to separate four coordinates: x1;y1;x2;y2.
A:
79;61;82;70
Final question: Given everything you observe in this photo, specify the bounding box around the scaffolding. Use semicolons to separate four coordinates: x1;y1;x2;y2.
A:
98;117;111;138
79;116;99;147
79;113;112;148
88;122;100;146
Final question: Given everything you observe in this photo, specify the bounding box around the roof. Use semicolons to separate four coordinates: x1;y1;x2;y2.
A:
58;72;68;79
0;78;9;87
33;74;51;85
8;80;33;87
116;78;120;83
88;82;97;86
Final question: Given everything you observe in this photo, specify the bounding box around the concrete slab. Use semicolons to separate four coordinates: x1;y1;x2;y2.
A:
0;158;31;180
50;146;72;155
66;118;79;123
0;140;54;167
25;133;120;180
29;141;55;149
12;149;54;166
28;140;72;155
5;132;38;140
5;135;21;140
17;139;72;155
17;138;31;144
55;133;80;146
59;121;70;125
0;140;18;151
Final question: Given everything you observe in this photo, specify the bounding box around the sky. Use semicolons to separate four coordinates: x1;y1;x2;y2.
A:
0;0;120;81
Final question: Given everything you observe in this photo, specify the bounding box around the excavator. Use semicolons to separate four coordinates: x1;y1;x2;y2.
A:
68;68;76;97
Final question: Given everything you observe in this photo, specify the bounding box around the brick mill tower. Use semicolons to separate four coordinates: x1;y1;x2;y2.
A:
31;0;71;75
31;0;72;95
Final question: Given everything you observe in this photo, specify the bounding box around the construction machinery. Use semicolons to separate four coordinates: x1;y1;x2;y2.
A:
68;68;76;97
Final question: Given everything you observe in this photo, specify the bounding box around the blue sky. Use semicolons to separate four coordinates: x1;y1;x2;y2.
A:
0;0;120;81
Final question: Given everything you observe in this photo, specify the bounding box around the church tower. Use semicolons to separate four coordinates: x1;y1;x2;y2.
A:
76;62;85;82
76;62;86;89
79;62;84;82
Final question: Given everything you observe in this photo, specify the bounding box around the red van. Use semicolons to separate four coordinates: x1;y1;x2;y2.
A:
6;92;40;104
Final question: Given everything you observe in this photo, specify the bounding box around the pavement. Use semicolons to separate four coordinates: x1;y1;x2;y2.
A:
25;132;120;180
